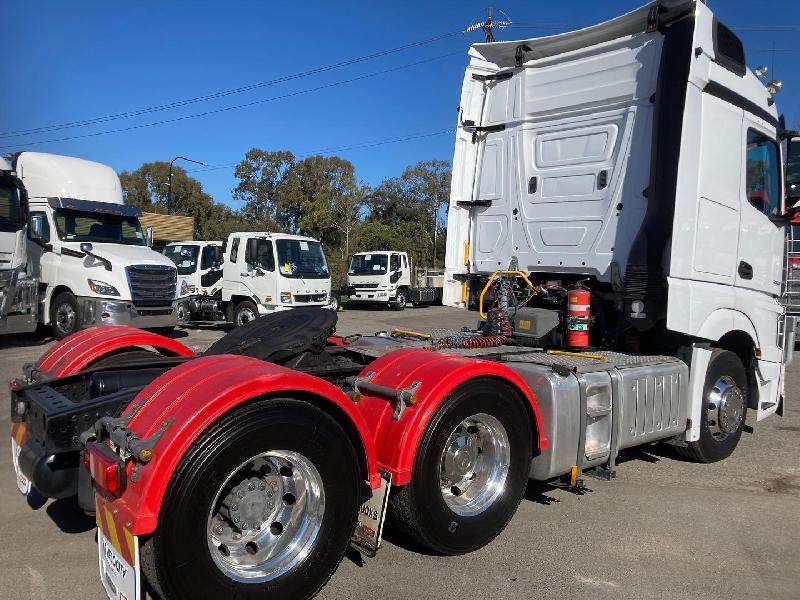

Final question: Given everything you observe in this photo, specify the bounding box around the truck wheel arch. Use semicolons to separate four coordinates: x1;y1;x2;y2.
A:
35;326;195;378
43;284;73;325
355;349;547;486
109;355;380;535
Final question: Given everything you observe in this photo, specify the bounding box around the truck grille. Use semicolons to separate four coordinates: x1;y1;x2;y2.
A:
126;265;176;307
294;293;327;303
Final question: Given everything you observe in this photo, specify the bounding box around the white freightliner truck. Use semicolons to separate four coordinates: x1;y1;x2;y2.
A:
163;240;224;323
346;250;442;310
1;152;178;339
8;3;800;600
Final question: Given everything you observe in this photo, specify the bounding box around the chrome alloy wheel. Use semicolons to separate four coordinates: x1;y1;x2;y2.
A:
207;450;325;582
55;303;76;334
236;306;256;326
706;375;745;440
438;413;510;517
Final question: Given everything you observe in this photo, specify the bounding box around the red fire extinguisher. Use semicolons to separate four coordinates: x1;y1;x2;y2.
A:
566;286;590;348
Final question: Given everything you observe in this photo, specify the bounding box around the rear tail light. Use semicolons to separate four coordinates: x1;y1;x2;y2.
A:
86;442;126;496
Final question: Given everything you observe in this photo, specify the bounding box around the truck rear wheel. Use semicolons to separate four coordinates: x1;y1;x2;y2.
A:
141;398;360;600
50;291;81;339
677;349;748;463
388;379;532;555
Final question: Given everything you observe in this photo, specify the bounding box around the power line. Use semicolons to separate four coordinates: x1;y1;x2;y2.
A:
0;51;462;151
188;129;456;175
0;30;463;140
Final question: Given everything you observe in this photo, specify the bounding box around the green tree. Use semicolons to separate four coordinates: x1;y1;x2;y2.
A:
366;160;450;267
119;161;234;239
279;155;362;249
232;149;295;230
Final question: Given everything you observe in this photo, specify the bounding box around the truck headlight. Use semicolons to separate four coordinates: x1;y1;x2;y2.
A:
180;279;189;296
87;279;120;297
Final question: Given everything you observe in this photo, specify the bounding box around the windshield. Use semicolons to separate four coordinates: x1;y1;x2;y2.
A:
0;184;23;232
276;239;329;279
349;254;387;275
54;209;144;245
164;244;200;275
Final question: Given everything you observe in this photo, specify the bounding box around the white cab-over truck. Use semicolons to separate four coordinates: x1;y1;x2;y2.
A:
1;152;178;338
346;251;443;310
163;240;223;323
221;231;332;325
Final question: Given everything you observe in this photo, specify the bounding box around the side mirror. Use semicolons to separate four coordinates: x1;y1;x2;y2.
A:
30;218;44;241
80;242;94;254
145;227;154;248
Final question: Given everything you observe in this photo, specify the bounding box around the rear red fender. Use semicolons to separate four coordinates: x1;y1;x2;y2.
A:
35;326;195;378
355;348;547;486
101;355;380;535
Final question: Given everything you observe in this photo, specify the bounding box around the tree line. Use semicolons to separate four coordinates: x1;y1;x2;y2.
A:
119;150;451;286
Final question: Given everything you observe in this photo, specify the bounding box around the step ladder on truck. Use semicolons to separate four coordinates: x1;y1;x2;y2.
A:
781;137;800;338
7;3;800;599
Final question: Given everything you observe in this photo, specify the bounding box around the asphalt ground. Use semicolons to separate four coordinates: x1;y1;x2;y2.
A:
1;305;799;599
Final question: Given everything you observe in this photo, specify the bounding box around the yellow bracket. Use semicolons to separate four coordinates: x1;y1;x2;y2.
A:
391;328;432;341
478;270;534;319
546;350;605;361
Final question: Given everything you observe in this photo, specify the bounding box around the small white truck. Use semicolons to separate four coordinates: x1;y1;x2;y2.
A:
1;152;178;338
346;250;442;310
221;231;332;325
163;240;223;323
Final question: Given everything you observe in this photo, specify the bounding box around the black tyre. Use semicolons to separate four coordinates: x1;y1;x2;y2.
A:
676;349;748;463
388;379;532;555
50;291;81;339
392;289;408;311
329;294;340;312
141;398;360;600
89;349;163;370
176;301;189;324
234;300;259;327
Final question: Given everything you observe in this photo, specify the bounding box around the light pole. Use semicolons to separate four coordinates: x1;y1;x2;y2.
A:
166;156;206;214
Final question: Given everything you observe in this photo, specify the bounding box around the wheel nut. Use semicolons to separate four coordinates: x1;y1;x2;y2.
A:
231;503;239;511
248;482;256;491
267;491;273;498
215;525;224;534
238;490;245;498
233;516;240;523
268;501;275;510
241;522;249;529
259;482;266;491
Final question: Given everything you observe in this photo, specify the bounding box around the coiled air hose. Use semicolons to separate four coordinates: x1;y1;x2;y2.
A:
436;281;514;350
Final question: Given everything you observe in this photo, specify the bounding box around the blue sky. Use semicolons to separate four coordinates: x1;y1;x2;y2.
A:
3;1;798;209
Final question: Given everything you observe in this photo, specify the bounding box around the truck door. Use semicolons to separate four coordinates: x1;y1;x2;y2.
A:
736;122;785;296
244;238;277;306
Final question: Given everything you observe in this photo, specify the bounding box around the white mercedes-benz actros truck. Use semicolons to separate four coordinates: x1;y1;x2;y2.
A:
0;152;179;338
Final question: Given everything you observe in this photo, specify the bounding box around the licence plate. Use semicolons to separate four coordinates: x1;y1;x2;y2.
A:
10;424;31;496
350;472;391;557
97;501;140;600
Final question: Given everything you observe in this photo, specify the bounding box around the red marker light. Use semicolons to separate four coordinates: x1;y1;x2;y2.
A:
86;442;126;496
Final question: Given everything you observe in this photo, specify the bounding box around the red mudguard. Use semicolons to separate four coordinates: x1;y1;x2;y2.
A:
100;354;380;535
35;326;195;378
355;348;547;486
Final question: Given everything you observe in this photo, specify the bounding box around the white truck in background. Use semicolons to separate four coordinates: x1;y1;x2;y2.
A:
0;152;178;339
163;240;224;323
219;231;332;325
346;250;442;310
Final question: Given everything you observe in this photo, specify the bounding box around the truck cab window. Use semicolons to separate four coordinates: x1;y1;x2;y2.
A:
230;238;240;263
29;212;50;243
201;245;221;270
787;139;800;205
746;129;781;217
0;186;22;231
390;254;401;272
164;245;199;274
54;210;144;245
245;239;275;271
402;254;408;268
